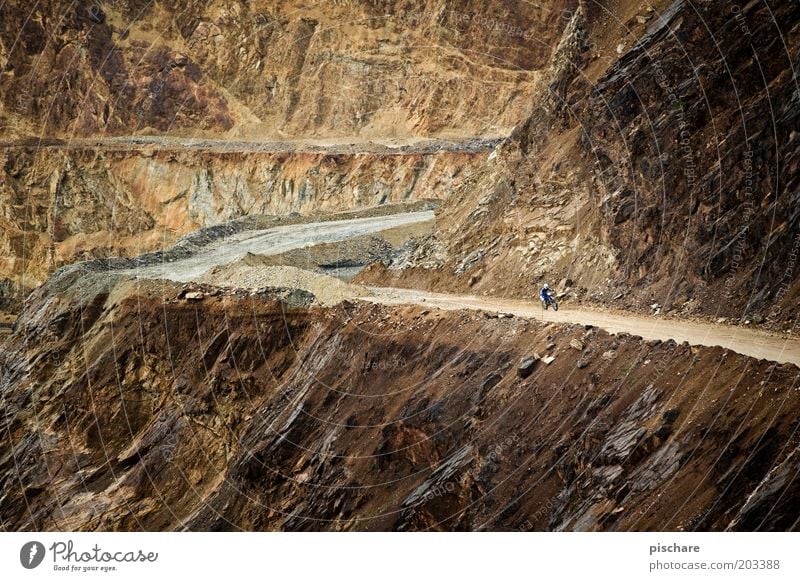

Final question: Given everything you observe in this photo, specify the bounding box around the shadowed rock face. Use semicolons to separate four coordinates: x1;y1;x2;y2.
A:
583;0;800;320
0;0;574;138
1;277;799;531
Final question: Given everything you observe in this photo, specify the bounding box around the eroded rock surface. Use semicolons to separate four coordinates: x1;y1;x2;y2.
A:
1;275;799;531
361;0;800;325
0;0;572;138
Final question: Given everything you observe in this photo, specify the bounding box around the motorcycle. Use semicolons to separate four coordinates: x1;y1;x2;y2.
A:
542;292;559;311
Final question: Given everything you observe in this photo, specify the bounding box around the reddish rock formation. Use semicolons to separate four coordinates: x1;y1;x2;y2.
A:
362;0;800;326
1;275;799;531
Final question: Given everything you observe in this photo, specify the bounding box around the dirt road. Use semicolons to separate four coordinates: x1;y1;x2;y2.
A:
125;210;800;367
125;210;435;282
367;287;800;367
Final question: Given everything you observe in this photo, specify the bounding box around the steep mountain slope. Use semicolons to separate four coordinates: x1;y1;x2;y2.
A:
0;0;573;138
2;0;800;535
361;0;800;326
1;274;799;531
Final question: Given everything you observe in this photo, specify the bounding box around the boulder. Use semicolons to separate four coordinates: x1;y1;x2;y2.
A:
517;356;539;378
558;277;574;290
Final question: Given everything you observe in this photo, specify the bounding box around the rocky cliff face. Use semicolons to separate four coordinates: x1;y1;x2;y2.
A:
363;0;800;325
2;0;800;534
584;0;800;321
0;144;484;310
0;0;573;138
0;0;577;311
1;274;799;531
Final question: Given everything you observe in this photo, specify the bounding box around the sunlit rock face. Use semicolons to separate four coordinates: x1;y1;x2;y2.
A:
0;145;486;309
0;0;574;138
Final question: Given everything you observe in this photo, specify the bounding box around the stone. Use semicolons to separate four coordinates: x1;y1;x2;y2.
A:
479;372;502;393
517;356;539;378
184;291;205;301
654;424;672;440
558;277;574;290
577;360;589;369
472;373;503;405
456;250;484;274
662;409;680;424
570;339;584;351
599;421;648;464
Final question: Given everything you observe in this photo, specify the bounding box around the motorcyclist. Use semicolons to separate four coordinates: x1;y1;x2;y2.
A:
539;283;554;305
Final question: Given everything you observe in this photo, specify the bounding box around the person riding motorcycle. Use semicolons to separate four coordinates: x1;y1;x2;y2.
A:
539;283;554;306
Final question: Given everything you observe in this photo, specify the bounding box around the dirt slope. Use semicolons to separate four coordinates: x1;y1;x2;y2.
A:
123;210;434;282
1;276;799;531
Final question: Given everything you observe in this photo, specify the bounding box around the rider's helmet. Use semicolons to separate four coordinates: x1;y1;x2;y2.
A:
543;283;550;290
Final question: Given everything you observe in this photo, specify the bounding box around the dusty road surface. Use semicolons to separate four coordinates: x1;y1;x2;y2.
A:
126;210;435;282
126;210;800;366
367;287;800;367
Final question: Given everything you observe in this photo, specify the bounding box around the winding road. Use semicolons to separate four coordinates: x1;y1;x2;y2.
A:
126;210;436;282
127;210;800;367
0;136;501;155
